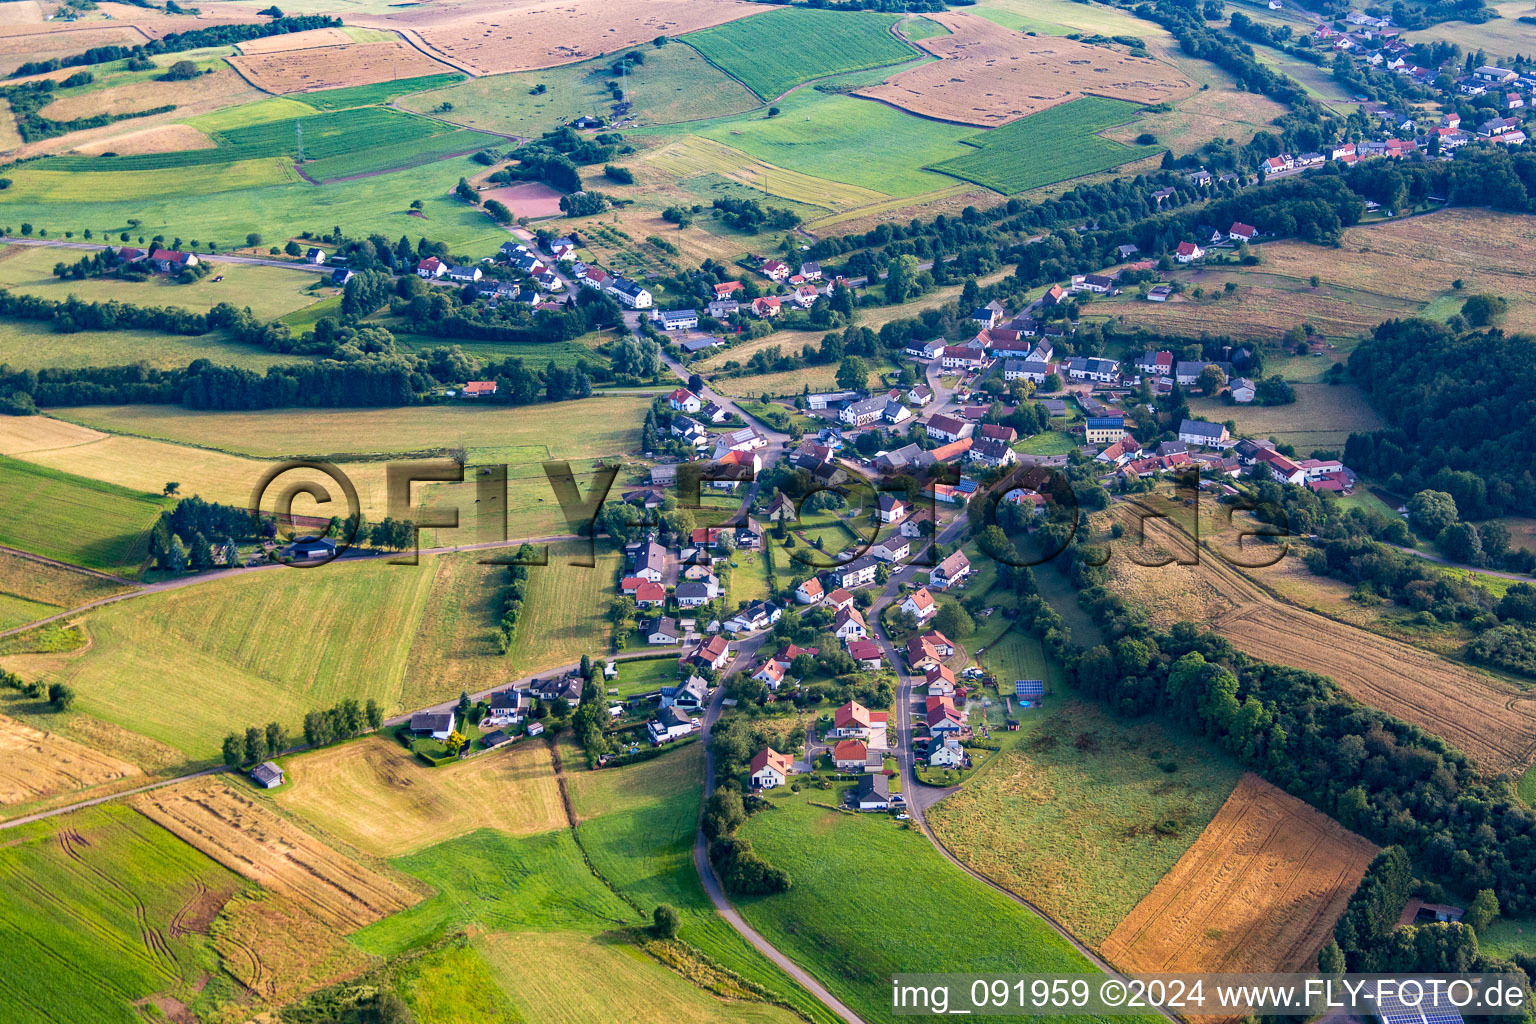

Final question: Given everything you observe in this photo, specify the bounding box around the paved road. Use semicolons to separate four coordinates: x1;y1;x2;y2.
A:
0;236;334;273
693;630;869;1024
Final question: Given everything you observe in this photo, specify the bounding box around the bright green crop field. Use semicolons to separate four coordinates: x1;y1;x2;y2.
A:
0;456;165;574
297;73;468;111
737;791;1165;1024
0;804;247;1024
931;97;1154;194
684;8;918;101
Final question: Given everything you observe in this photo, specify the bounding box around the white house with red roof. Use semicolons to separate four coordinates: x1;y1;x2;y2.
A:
750;747;795;788
847;639;884;669
830;700;888;742
833;606;869;642
416;256;447;279
794;577;825;605
1175;241;1205;263
668;388;702;413
833;739;870;771
1228;222;1259;242
900;587;938;623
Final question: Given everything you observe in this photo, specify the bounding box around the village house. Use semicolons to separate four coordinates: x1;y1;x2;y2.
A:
1065;356;1119;383
751;296;782;319
1085;415;1129;445
848;639;884;670
969;438;1016;469
826;587;856;612
646;616;680;645
751;657;787;689
1178;418;1231;447
632;541;666;582
1175;241;1204;264
906;630;955;670
794;576;825;605
750;747;795;789
707;298;739;319
929;550;971;590
833;739;872;772
660;674;709;710
410;711;456;741
925;663;956;697
925;414;973;444
830;700;888;740
929;735;965;768
648;706;695;745
849;773;894;810
652;308;698;331
833;606;870;642
759;258;791;281
827;555;880;591
726;601;781;634
608;278;653;309
682;634;732;670
907;384;934;406
877;493;907;524
667;387;702;414
901;586;938;623
870;535;910;562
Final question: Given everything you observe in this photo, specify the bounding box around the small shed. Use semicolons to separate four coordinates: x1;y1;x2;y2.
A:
525;721;545;737
482;730;511;750
250;761;284;788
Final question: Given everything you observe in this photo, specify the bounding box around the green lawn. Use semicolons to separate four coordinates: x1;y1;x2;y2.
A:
607;654;684;699
1015;429;1079;455
931;97;1154;195
0;456;165;574
569;745;843;1024
900;15;952;41
737;791;1164;1024
1520;763;1536;807
695;88;976;197
926;697;1243;946
0;804;247;1024
0;319;308;372
684;8;918;101
400;45;760;138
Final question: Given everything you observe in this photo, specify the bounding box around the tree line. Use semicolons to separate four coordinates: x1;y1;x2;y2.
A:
12;16;340;77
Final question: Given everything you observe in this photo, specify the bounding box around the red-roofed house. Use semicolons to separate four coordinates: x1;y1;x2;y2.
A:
715;281;744;298
795;577;824;605
750;747;794;788
900;587;937;623
632;580;665;606
416;256;447;279
1175;241;1204;263
463;380;498;397
831;700;888;739
751;296;782;318
833;739;870;771
847;639;884;669
682;635;731;670
925;663;956;696
751;657;786;688
668;387;702;413
826;588;855;612
1228;222;1258;241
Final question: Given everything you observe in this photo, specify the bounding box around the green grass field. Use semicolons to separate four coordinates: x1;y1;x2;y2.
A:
0;243;328;321
0;456;165;575
0;319;308;372
931;97;1154;195
1014;429;1079;456
695;89;975;197
1187;383;1384;453
738;790;1164;1024
297;73;468;111
1520;763;1536;807
927;698;1243;945
0;804;246;1024
605;654;684;699
401;45;760;138
1;158;302;202
900;15;951;41
24;556;436;759
684;8;918;101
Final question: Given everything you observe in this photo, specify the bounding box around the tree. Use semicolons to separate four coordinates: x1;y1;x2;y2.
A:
835;355;868;391
457;690;473;719
163;481;180;496
651;903;681;939
284;240;302;256
444;730;467;755
1461;293;1506;327
366;698;384;729
1318;939;1346;973
933;601;974;638
265;721;289;756
1465;889;1499;933
455;178;479;204
1197;364;1227;394
162;60;199;81
484;199;512;223
884;254;920;305
47;682;74;710
243;726;267;766
1407;490;1459;538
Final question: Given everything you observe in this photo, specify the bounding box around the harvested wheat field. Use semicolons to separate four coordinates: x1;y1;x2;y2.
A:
1259;208;1536;333
1104;774;1376;974
132;779;420;930
480;181;565;219
362;0;763;75
38;67;258;122
75;123;215;156
230;40;455;93
275;735;565;857
856;11;1193;126
213;891;372;1004
235;26;354;53
0;714;140;806
0;26;146;77
1106;510;1536;774
1085;282;1409;341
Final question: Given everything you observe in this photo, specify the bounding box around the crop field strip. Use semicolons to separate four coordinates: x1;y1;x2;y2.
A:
929;96;1156;194
132;777;420;930
228;41;459;95
683;7;920;101
1103;774;1376;974
1108;508;1536;774
0;456;164;576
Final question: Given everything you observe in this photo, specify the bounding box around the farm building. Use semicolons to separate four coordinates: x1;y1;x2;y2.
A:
250;762;285;788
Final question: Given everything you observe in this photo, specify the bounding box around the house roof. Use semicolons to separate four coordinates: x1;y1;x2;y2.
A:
927;413;966;436
833;739;868;761
934;550;970;578
834;700;887;729
1179;418;1225;439
834;606;868;632
411;711;454;732
847;639;883;662
827;587;854;607
250;761;283;784
926;663;956;686
750;746;794;776
855;773;890;800
905;587;936;613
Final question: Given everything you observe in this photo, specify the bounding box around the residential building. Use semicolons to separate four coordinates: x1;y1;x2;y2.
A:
652;308;698;330
828;555;880;590
1085;416;1128;445
683;634;732;670
833;606;869;642
877;493;907;524
410;711;456;741
925;414;972;443
969;438;1016;468
795;577;825;605
750;747;794;788
1178;419;1231;447
849;773;893;810
833;739;870;771
830;700;888;739
901;587;938;623
660;674;709;709
648;706;694;745
646;617;680;645
707;299;739;318
929;550;971;590
608;278;653;309
848;639;884;669
1175;241;1204;263
870;536;910;562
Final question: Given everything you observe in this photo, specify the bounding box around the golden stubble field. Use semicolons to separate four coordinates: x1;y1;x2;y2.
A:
1103;773;1376;975
0;713;140;807
856;11;1194;125
132;778;421;930
229;40;456;93
275;735;566;857
1107;507;1536;775
349;0;765;75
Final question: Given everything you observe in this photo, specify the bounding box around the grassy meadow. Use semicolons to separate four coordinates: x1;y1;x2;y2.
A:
927;698;1243;945
1186;383;1384;453
0;456;165;575
684;8;917;100
401;44;760;137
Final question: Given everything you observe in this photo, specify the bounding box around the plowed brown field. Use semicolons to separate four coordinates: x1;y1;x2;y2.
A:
132;779;419;930
855;11;1194;126
1103;773;1375;974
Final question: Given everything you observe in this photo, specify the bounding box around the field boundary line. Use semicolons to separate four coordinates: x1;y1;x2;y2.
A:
0;543;138;586
388;26;479;78
219;55;276;98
